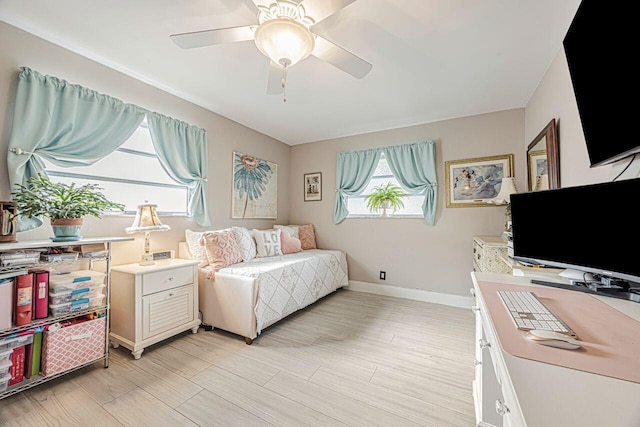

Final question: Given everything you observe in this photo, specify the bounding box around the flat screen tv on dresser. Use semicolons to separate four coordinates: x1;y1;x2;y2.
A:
510;178;640;289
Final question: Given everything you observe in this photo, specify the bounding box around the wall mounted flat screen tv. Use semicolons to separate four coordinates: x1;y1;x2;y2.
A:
510;178;640;284
563;1;638;167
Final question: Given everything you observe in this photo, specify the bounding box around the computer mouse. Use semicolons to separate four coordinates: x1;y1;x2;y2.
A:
524;329;582;350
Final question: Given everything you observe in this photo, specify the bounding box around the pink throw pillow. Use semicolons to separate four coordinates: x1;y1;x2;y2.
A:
297;224;317;250
200;229;243;270
281;229;302;254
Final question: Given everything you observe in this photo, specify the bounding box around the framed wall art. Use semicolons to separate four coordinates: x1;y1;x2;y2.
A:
445;154;514;208
304;172;322;201
232;151;277;219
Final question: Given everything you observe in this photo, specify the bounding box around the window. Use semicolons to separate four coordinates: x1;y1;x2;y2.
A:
346;154;424;217
42;121;189;215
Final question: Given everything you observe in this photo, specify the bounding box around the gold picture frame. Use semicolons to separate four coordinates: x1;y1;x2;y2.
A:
527;149;548;191
445;154;514;208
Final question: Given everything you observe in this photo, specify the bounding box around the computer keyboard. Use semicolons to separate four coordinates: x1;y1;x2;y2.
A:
497;290;577;337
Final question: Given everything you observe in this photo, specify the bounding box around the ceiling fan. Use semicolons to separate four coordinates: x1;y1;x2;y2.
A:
170;0;372;101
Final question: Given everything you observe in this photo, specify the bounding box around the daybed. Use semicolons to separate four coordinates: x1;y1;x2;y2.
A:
178;241;348;344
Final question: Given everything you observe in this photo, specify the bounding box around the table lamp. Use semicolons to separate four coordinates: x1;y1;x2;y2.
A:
489;177;518;240
125;201;170;265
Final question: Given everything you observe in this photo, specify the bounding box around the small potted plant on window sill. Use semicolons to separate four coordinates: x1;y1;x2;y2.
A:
365;183;407;218
10;174;124;241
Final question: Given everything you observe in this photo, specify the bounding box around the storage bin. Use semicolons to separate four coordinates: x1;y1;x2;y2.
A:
48;298;90;317
0;372;11;392
0;337;18;352
0;348;12;367
49;270;106;293
0;357;12;377
48;284;105;305
88;294;106;309
41;317;106;376
7;335;33;349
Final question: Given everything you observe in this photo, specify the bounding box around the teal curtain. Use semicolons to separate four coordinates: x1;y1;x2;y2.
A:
334;148;381;224
383;141;438;225
7;67;145;231
147;112;211;226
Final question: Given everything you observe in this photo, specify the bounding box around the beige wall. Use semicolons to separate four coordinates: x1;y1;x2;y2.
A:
0;22;290;265
525;48;637;185
290;109;525;297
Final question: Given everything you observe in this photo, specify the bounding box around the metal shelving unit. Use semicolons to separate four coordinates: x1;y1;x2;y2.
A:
0;236;132;400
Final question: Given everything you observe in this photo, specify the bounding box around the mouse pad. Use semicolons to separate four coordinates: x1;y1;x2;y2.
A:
479;281;640;384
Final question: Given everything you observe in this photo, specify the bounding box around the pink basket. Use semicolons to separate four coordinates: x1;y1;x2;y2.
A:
41;317;106;376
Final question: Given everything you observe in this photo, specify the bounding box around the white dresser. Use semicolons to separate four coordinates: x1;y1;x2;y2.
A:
473;236;510;275
109;258;200;359
471;272;640;427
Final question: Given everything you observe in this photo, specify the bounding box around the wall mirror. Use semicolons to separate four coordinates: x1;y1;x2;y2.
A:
527;118;560;191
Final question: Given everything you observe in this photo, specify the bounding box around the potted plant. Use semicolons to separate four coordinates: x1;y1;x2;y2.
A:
365;182;407;217
10;174;124;241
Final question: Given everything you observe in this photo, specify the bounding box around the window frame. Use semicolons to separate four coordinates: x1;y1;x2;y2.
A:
345;154;424;219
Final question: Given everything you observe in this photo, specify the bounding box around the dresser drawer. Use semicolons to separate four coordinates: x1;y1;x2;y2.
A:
142;265;194;295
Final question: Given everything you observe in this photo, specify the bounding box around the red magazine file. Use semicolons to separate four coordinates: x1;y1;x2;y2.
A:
33;270;49;319
9;345;25;386
15;273;33;326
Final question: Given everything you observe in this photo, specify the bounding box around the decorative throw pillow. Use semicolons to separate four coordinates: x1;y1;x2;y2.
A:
280;229;302;254
252;229;283;258
297;224;317;250
185;229;208;267
201;229;243;271
273;224;299;239
232;226;257;262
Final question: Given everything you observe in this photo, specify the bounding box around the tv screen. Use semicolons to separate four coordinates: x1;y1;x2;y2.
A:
510;178;640;284
563;1;639;167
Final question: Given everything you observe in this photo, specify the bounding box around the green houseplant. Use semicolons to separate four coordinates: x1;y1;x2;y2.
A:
365;182;407;217
11;174;124;241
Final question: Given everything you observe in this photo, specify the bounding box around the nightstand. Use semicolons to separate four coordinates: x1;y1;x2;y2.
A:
109;258;200;359
472;235;510;274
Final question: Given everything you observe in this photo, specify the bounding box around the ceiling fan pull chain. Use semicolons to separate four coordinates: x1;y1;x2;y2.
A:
281;62;288;103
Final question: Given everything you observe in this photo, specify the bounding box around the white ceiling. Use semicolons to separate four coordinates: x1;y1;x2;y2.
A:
0;0;581;145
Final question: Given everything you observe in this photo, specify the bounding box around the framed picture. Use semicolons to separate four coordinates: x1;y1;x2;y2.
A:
304;172;322;201
445;154;514;208
528;149;548;191
232;151;277;219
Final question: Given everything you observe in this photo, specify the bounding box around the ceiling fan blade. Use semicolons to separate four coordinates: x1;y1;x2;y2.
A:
267;61;284;94
301;0;357;24
311;35;372;79
170;26;254;49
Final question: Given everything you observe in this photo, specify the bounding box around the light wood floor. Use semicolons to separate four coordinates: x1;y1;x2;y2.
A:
0;289;476;427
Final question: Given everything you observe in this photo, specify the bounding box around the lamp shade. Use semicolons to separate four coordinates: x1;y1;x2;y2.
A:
125;201;170;234
491;177;519;204
535;174;549;191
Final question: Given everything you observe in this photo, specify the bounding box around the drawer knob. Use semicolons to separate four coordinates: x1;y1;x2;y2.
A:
168;277;174;281
479;339;491;349
471;305;480;313
474;359;482;366
470;288;476;297
495;399;510;416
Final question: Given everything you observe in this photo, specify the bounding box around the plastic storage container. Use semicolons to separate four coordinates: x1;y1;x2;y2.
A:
48;298;90;317
0;349;12;374
0;372;11;392
49;270;106;293
88;294;106;309
48;284;105;305
0;337;19;352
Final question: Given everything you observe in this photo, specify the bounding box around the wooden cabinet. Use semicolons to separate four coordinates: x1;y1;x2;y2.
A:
109;259;200;359
0;236;131;400
473;236;510;275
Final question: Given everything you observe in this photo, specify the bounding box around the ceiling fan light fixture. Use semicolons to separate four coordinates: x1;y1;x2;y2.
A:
254;17;315;67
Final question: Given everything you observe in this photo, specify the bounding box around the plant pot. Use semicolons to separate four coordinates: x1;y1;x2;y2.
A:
381;200;391;218
50;218;84;242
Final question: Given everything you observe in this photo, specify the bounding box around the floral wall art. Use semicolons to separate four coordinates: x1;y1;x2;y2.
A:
232;151;277;219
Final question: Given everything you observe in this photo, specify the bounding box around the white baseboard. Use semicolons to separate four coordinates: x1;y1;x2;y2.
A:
345;280;474;309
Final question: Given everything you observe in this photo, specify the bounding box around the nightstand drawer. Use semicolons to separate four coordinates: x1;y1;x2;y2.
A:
142;266;194;295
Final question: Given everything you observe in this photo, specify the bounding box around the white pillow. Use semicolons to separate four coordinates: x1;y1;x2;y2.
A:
232;226;257;262
252;229;283;258
185;229;208;266
274;224;299;239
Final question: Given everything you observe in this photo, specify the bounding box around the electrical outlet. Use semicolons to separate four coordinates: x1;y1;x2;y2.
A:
380;271;386;280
